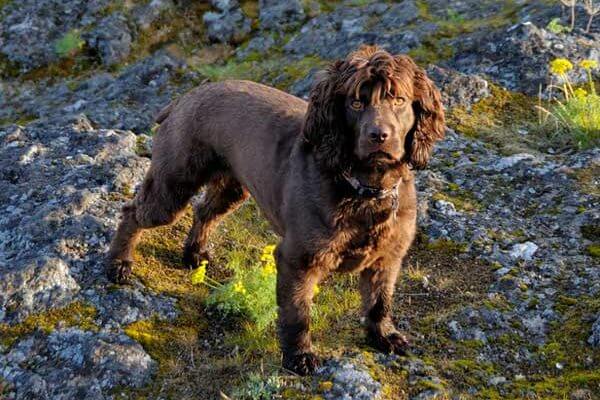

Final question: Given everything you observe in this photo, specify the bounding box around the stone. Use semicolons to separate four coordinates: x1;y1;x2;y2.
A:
84;13;132;66
448;22;600;94
486;153;537;172
426;66;491;110
1;52;193;134
0;328;155;399
510;242;539;261
203;4;252;44
588;315;600;347
259;0;305;31
318;359;382;400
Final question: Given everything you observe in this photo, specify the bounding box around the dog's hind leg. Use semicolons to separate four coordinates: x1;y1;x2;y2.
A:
182;173;249;269
107;148;218;283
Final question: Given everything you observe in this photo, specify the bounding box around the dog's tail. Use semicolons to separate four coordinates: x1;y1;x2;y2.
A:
155;98;179;124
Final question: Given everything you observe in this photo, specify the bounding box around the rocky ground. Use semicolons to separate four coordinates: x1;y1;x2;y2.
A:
0;0;599;399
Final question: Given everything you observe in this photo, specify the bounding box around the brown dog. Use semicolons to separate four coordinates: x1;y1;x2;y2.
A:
106;45;445;375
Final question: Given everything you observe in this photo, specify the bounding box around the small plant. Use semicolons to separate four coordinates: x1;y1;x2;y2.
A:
547;18;571;34
54;30;85;58
560;0;578;30
229;372;284;399
583;0;600;32
537;58;600;149
194;245;278;331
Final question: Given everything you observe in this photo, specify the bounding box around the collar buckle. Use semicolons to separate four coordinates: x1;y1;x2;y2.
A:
342;172;400;201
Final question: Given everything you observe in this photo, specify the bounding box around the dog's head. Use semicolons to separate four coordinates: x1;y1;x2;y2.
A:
303;45;445;173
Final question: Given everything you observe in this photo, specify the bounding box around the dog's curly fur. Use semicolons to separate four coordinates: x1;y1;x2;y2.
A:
106;45;445;375
304;46;444;172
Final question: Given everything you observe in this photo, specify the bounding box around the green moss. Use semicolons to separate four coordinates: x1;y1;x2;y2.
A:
513;296;600;397
240;0;259;20
0;302;98;348
587;244;600;258
425;238;467;255
0;53;20;79
196;53;325;92
447;85;540;152
581;225;600;241
54;30;85;58
415;378;445;392
431;188;482;213
0;113;38;127
409;1;518;65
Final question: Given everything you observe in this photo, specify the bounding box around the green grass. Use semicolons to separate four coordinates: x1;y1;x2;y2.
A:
543;92;600;149
204;245;278;331
54;30;85;58
537;58;600;149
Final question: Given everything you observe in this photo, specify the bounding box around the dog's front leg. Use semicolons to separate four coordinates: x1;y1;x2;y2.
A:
360;259;409;355
276;252;322;375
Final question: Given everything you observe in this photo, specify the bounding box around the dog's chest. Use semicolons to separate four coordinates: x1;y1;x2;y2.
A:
328;204;398;273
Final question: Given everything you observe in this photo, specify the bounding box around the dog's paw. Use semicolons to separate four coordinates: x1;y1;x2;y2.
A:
368;331;410;355
182;245;212;270
106;259;133;284
282;352;320;376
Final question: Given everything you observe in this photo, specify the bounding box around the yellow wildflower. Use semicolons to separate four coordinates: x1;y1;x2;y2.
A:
260;253;274;262
580;59;599;70
261;244;277;263
318;381;333;391
261;261;276;276
549;58;573;75
263;244;276;256
190;260;208;285
313;284;320;295
233;281;247;295
574;88;588;99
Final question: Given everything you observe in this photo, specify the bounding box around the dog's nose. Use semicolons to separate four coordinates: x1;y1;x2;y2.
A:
368;128;389;144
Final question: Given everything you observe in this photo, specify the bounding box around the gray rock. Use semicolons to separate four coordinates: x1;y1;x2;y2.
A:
379;1;419;28
318;359;382;400
131;0;175;29
0;257;80;323
510;242;539;261
212;0;239;12
236;35;276;60
0;0;111;71
1;52;193;133
0;328;155;399
485;153;537;172
588;315;600;347
203;3;252;44
488;376;507;386
259;0;305;31
84;13;132;66
449;22;600;94
284;3;431;59
426;66;490;110
0;119;179;325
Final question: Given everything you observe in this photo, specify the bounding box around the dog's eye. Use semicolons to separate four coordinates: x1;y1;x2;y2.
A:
350;100;363;110
393;97;406;106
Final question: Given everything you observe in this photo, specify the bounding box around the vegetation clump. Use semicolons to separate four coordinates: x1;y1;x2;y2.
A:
200;245;278;331
537;58;600;149
54;30;85;58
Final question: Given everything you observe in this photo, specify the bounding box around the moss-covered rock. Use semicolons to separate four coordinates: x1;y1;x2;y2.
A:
0;301;98;348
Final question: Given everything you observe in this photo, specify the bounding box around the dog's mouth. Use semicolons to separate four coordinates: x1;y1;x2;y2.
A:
363;151;397;164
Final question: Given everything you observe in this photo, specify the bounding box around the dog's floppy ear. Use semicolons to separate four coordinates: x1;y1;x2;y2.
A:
302;60;352;172
406;61;445;169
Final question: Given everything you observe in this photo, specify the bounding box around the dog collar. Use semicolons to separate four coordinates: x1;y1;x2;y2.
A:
342;172;400;200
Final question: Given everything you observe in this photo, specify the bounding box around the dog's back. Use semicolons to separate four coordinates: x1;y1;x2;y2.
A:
151;80;309;231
